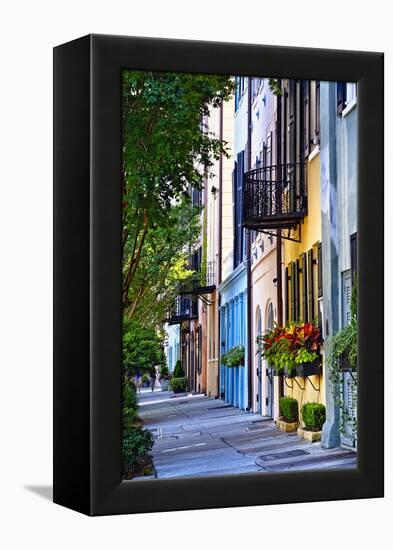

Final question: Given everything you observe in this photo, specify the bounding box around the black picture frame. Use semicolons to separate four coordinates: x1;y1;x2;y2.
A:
53;34;384;516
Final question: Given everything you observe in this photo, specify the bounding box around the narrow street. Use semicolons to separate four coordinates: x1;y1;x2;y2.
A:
138;389;356;479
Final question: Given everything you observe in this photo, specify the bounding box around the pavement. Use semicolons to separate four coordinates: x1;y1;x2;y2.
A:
138;389;357;479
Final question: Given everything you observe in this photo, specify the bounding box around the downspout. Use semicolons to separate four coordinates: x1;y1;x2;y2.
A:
216;102;224;398
246;79;253;411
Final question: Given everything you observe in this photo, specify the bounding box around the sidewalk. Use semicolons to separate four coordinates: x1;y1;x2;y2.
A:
138;391;356;479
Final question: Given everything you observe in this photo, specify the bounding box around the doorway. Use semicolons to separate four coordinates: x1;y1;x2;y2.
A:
265;302;274;418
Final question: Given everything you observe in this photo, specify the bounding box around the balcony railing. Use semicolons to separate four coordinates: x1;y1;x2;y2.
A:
179;261;216;295
165;296;199;325
243;163;307;230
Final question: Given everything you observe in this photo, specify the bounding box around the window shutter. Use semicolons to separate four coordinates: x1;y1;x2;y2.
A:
237;151;244;265
307;249;314;321
317;242;323;298
285;267;289;324
302;80;310;159
290;262;295;321
350;232;357;285
301;253;308;322
342;270;352;327
315;81;320;143
295;260;300;321
337;82;346;115
232;162;237;269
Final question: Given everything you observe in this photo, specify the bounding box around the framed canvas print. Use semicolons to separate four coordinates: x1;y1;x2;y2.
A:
53;34;384;516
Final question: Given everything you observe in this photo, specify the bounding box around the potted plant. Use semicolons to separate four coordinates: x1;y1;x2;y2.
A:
276;396;299;432
298;402;326;442
169;376;188;394
159;364;171;391
220;345;245;368
258;321;322;378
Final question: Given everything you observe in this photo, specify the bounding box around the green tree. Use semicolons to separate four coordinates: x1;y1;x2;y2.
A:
122;70;235;314
123;317;166;378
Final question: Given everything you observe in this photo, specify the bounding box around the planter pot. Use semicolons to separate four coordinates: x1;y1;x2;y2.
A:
276;417;299;432
296;357;322;377
338;352;356;372
297;426;322;442
160;379;170;391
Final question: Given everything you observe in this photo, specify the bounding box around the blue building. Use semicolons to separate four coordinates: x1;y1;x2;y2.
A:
218;76;250;410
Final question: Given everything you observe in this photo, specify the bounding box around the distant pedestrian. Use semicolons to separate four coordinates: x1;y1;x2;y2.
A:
150;368;157;392
134;372;142;393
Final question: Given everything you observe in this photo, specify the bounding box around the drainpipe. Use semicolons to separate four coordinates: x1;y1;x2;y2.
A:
276;230;284;399
246;78;253;411
216;102;223;399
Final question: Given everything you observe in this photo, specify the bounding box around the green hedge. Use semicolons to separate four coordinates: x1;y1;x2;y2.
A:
170;376;188;393
301;402;326;431
279;396;299;423
173;360;185;378
123;382;137;409
122;426;154;467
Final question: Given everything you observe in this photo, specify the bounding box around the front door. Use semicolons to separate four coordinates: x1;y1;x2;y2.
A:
256;310;263;414
265;303;274;418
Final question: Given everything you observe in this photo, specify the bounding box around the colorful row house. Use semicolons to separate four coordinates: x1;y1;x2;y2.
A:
165;75;357;450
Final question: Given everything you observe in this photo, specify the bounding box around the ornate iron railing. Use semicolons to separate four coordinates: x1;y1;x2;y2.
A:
243;163;307;230
179;261;216;295
165;295;198;325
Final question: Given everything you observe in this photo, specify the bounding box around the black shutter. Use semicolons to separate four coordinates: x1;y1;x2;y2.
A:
337;82;346;116
307;249;314;321
233;152;244;268
315;81;320;144
290;262;295;322
302;80;310;159
302;253;308;322
317;243;323;298
232;161;237;269
285;267;289;324
350;232;357;285
288;80;296;210
295;260;300;321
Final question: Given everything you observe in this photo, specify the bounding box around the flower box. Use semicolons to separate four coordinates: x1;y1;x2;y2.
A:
295;357;322;377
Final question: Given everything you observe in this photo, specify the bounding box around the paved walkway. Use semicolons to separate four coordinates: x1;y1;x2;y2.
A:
138;390;356;479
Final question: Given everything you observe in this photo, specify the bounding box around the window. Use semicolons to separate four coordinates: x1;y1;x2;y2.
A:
233;151;245;268
337;82;357;116
235;76;247;112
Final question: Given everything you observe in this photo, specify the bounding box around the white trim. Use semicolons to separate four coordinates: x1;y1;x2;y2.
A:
342;98;357;118
308;144;320;163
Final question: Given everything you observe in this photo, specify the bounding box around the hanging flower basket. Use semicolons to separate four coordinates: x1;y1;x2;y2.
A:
338;351;357;372
220;345;245;368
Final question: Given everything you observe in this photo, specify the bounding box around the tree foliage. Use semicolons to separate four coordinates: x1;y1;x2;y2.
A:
123;317;166;378
122;70;235;316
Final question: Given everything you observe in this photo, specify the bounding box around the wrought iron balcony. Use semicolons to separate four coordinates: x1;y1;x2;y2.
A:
165;295;199;325
179;261;216;295
243;163;307;231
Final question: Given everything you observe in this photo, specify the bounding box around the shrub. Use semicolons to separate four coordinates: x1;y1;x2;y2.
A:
170;376;188;393
159;363;171;380
301;402;326;431
279;396;299;423
122;426;154;467
173;360;185;378
122;406;141;432
123;382;137;409
141;373;150;384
